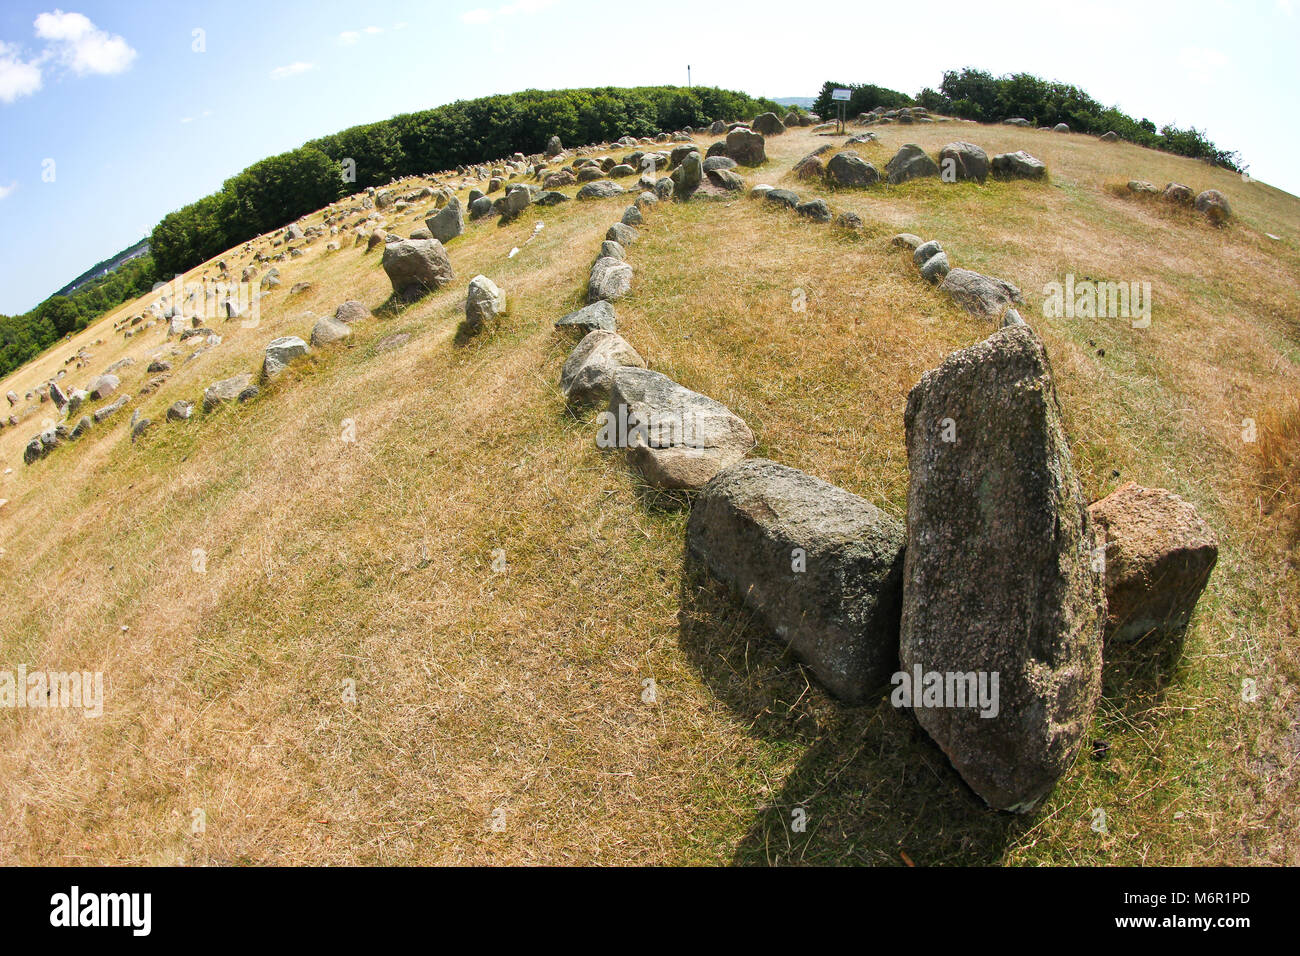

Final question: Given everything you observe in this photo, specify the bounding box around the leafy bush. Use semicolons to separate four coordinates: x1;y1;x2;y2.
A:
924;68;1241;169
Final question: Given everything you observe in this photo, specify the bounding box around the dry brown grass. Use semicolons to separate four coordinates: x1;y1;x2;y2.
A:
1252;399;1300;546
0;119;1297;865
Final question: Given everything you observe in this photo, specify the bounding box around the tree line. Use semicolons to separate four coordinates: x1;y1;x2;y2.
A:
813;70;1241;169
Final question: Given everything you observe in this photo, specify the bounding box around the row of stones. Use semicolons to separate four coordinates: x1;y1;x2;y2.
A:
1126;179;1232;224
20;128;711;462
11;121;766;463
557;149;1219;814
795;139;1046;188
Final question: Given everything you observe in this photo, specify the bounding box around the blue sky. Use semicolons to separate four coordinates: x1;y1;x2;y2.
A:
0;0;1297;315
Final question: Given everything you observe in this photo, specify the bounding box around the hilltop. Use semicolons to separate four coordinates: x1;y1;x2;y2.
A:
0;110;1297;865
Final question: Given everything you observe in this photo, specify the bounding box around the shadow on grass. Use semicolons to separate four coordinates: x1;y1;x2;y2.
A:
373;293;408;320
676;553;1031;866
1100;627;1189;717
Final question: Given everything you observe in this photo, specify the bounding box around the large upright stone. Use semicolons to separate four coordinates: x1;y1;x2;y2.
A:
605;368;753;489
687;458;906;702
465;275;506;329
752;112;785;136
670;151;702;196
502;184;532;219
425;197;464;243
381;238;454;301
725;128;766;166
900;324;1104;813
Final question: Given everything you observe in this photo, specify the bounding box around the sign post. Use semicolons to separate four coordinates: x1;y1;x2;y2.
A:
831;88;851;135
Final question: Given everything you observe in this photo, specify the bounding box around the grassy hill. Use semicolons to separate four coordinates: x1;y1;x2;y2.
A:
0;119;1296;865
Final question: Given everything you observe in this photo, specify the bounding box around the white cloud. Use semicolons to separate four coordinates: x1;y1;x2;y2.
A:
34;9;136;75
462;0;555;25
0;181;17;201
270;61;315;80
0;41;43;103
340;26;383;44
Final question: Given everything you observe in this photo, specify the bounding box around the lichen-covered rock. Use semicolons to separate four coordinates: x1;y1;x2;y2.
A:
381;238;454;301
310;315;352;347
560;329;645;406
262;336;310;379
752;112;784;136
425;197;464;243
885;144;940;185
555;300;617;336
576;181;626;200
939;269;1023;318
587;257;633;303
605;367;753;490
335;300;372;324
938;141;989;183
688;458;906;702
203;373;257;412
465;275;506;329
725;128;766;166
901;324;1103;813
991;150;1047;180
1194;189;1231;225
825;151;880;187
